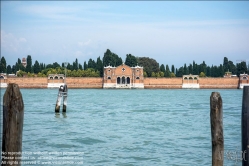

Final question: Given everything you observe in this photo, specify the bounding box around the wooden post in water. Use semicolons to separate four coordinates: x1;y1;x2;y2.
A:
2;83;24;166
242;86;249;166
62;84;68;113
210;92;224;166
55;85;64;113
55;84;68;113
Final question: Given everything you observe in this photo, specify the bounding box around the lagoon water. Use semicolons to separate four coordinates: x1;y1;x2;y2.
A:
0;89;243;165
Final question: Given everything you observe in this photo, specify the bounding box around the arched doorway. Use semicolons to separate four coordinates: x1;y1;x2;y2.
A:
117;77;120;84
122;76;125;84
127;77;130;84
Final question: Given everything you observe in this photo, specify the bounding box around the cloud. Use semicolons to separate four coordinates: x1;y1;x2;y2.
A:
19;37;27;42
78;40;92;47
1;30;28;52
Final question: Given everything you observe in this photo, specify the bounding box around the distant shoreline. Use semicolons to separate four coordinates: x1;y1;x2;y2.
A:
0;77;243;89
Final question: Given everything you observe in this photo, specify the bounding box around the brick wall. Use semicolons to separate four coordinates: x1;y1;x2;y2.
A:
199;77;239;89
144;78;182;89
4;77;240;89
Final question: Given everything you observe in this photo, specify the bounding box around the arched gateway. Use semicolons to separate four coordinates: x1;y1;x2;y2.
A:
103;63;144;89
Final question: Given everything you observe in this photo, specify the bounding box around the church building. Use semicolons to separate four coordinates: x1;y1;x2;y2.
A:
103;63;144;89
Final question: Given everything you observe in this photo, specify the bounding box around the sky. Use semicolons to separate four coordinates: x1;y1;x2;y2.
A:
1;1;249;68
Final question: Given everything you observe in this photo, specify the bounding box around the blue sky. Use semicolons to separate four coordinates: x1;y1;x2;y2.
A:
1;1;249;68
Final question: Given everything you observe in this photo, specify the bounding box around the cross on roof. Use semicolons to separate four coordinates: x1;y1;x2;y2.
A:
122;68;125;72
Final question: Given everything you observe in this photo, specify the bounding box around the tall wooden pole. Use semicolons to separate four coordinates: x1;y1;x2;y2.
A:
242;86;249;166
2;83;24;166
210;92;224;166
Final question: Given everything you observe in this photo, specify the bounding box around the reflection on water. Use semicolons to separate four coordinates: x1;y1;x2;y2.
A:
55;112;67;118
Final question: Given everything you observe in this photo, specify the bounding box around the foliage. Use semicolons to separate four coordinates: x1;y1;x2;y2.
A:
6;50;248;78
125;54;138;67
137;57;159;77
0;56;7;73
199;72;206;77
26;55;32;73
103;49;122;67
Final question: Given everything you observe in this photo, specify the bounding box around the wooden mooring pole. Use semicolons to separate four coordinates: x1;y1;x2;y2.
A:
242;86;249;166
210;92;224;166
2;83;24;166
55;84;68;113
62;84;68;113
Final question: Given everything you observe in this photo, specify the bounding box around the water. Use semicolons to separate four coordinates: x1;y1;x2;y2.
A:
0;89;243;165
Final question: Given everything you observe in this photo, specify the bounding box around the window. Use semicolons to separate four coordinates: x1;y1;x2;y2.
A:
60;77;63;79
122;76;125;84
122;68;125;72
108;77;111;79
50;77;53;79
136;77;140;79
54;76;58;79
127;77;130;84
117;77;120;84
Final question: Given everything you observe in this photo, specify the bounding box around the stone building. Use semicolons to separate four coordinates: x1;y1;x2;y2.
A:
182;74;200;88
22;58;27;68
103;63;144;89
47;74;65;88
0;73;7;88
239;73;249;89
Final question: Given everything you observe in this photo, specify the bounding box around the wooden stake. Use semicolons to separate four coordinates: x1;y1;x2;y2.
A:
242;86;249;166
2;83;24;166
62;84;67;113
210;92;223;166
55;85;64;113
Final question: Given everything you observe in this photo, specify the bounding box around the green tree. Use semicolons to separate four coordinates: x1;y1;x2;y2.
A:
188;64;193;74
171;65;175;74
223;57;229;73
159;64;165;73
96;56;103;77
7;65;12;74
34;60;41;74
137;57;159;77
125;54;138;67
199;72;206;77
26;55;32;73
79;64;83;70
165;65;170;77
83;61;88;70
170;72;176;77
103;49;122;67
0;56;7;73
183;63;189;75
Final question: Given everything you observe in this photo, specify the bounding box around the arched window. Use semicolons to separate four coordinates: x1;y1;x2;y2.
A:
243;76;247;80
127;77;130;84
194;77;198;80
136;77;140;79
189;77;193;80
117;77;120;84
122;76;125;84
184;77;188;80
108;77;111;79
54;76;58;79
0;76;4;79
60;77;63;79
50;77;53;79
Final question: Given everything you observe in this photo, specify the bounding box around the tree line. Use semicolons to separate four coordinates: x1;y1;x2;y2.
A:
0;49;248;78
